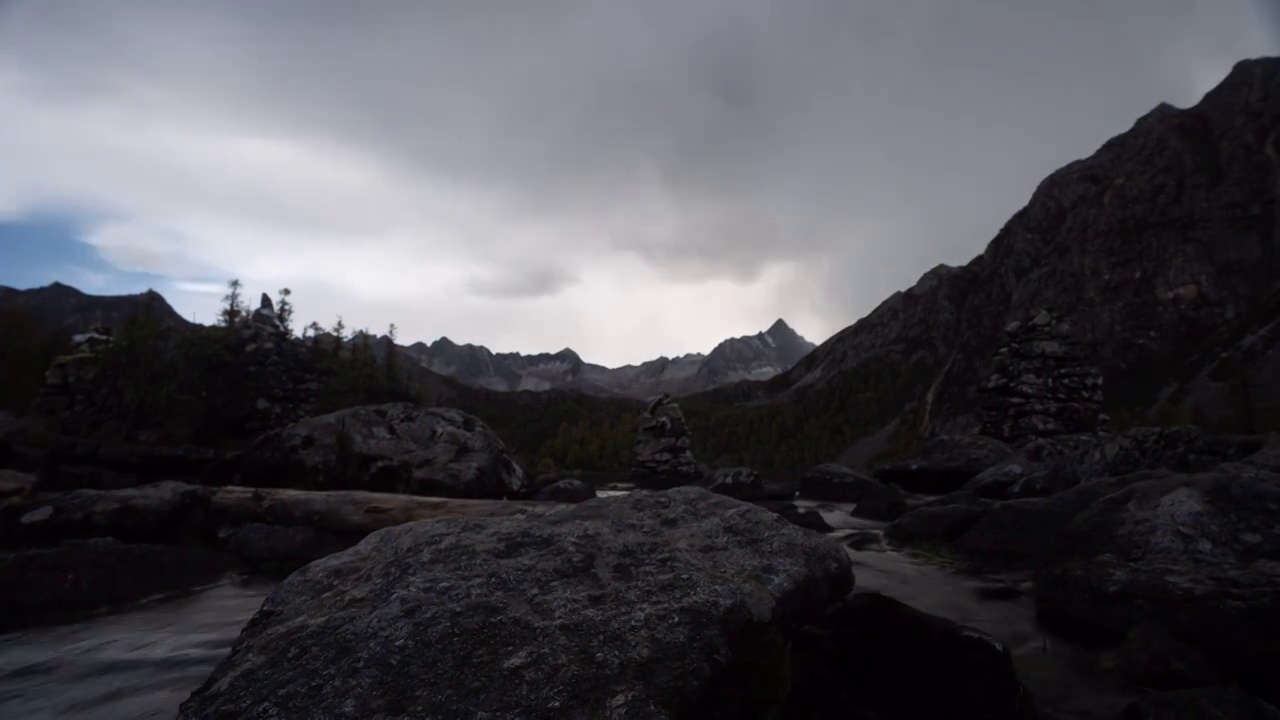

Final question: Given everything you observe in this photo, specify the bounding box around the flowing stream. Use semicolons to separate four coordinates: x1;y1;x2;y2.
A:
0;505;1136;720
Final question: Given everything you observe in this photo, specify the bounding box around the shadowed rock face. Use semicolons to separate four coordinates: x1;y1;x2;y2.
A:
697;57;1280;451
206;403;529;499
177;488;854;720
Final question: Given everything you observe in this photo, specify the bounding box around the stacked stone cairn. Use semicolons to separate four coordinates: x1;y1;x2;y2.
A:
631;393;705;488
979;308;1106;445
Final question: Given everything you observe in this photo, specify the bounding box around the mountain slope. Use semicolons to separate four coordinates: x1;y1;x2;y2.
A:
396;320;817;398
693;57;1280;461
0;282;192;332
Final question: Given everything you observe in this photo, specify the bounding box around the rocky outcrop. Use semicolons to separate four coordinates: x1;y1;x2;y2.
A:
694;58;1280;458
876;429;1280;707
798;463;883;502
248;293;286;338
178;488;854;719
206;403;529;498
960;426;1263;501
631;393;704;488
1034;471;1280;683
978;308;1106;443
874;435;1015;494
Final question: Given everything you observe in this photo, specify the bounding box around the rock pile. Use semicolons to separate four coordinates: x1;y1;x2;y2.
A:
631;393;704;488
30;325;115;420
979;308;1106;444
247;293;287;342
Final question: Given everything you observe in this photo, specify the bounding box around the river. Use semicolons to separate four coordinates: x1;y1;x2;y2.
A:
0;506;1135;720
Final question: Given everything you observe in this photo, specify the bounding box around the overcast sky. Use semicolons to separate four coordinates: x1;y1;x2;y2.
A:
1;1;1277;366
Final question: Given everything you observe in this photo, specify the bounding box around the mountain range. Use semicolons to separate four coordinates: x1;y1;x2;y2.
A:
2;58;1278;472
0;282;817;400
395;318;815;398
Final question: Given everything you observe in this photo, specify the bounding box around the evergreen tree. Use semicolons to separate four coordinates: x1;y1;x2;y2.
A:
385;323;400;383
218;279;248;327
330;316;346;356
275;288;294;337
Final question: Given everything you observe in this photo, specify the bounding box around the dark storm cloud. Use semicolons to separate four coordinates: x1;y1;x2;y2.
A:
467;264;579;300
1;0;1275;322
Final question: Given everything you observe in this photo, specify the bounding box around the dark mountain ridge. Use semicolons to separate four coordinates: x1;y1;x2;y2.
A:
693;57;1280;463
395;318;816;398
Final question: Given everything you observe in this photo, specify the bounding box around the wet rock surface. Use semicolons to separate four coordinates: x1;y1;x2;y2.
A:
178;488;854;719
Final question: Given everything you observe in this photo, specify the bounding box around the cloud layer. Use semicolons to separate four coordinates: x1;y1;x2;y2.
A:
1;0;1276;365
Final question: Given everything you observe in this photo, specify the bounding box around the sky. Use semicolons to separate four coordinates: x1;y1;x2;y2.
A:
1;1;1277;367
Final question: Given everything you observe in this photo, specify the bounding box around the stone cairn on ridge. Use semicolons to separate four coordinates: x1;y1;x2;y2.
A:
631;392;704;488
978;308;1106;445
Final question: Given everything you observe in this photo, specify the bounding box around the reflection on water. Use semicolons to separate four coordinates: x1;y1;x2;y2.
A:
0;581;273;720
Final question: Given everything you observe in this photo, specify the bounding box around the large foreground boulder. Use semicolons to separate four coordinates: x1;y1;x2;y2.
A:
1034;469;1280;704
178;488;853;719
206;403;529;498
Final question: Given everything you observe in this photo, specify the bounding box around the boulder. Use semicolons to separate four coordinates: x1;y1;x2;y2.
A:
0;538;235;631
705;466;764;501
0;469;38;509
1122;687;1280;720
883;504;988;547
631;393;704;488
178;488;853;719
1104;622;1223;692
4;480;213;546
799;464;882;502
206;403;529;499
874;435;1015;494
850;482;908;521
1034;468;1280;705
787;592;1037;719
532;478;597;503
